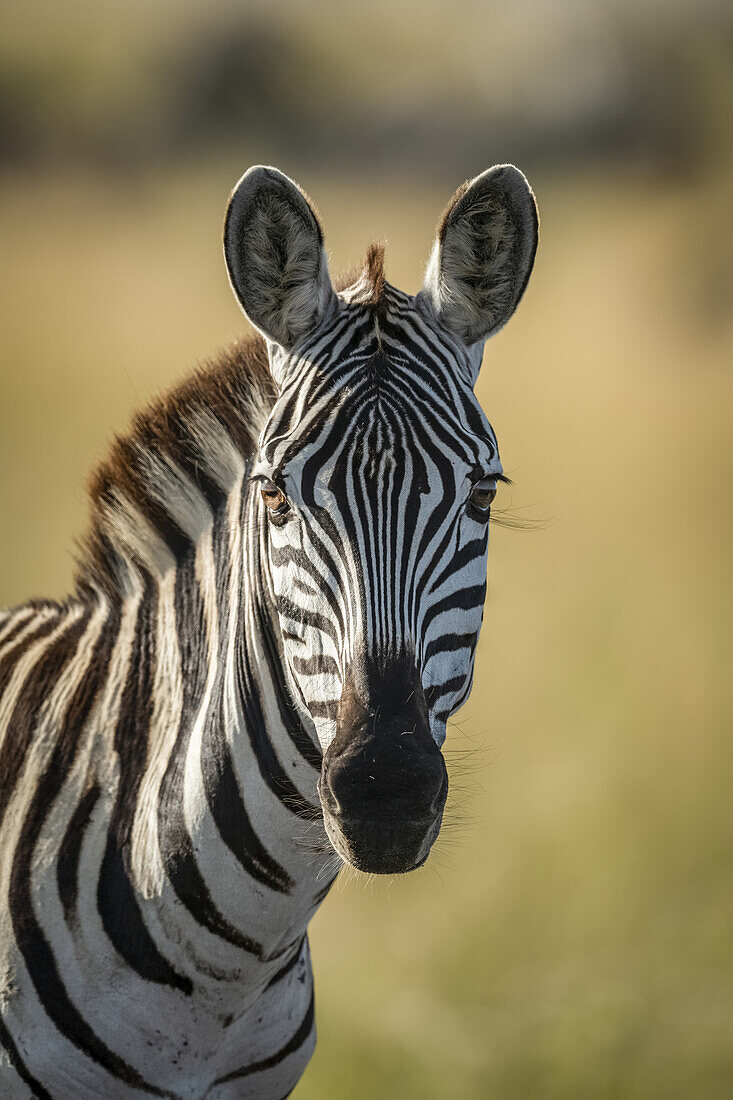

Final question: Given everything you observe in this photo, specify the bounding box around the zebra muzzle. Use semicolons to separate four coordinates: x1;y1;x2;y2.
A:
318;721;448;874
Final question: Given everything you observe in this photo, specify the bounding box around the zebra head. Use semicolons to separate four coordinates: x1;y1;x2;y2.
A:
224;166;538;874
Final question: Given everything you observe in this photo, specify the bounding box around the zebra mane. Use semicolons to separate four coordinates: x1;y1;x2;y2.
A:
75;245;386;599
77;332;275;598
334;243;386;311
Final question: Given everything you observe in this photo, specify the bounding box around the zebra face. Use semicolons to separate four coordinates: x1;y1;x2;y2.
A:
225;166;538;872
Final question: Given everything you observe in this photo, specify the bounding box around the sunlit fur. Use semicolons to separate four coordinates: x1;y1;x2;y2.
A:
0;165;537;1097
258;278;503;754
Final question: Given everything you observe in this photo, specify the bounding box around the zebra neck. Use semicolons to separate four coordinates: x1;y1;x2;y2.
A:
119;475;334;974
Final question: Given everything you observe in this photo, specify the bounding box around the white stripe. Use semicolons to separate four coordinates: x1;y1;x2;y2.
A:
130;569;182;899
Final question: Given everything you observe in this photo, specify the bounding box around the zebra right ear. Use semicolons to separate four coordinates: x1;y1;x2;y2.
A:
419;165;538;352
224;166;337;353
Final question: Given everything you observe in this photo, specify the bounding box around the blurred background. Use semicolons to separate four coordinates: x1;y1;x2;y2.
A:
1;0;731;1096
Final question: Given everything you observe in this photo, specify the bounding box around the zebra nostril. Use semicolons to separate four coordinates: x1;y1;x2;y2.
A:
316;773;342;817
427;760;449;814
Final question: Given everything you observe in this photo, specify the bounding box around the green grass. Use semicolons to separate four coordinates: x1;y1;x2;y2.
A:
1;166;731;1098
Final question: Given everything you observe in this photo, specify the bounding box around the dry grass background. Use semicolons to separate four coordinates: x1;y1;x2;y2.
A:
0;165;731;1097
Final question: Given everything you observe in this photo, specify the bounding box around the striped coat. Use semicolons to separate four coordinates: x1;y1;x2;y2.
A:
0;165;537;1097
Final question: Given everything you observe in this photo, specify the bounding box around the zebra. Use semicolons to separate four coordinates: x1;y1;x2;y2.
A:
0;164;538;1098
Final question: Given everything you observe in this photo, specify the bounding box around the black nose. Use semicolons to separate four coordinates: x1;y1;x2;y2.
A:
320;726;448;823
318;655;449;872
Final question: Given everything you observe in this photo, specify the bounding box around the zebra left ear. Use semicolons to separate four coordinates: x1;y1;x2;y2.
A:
224;166;337;354
419;165;538;352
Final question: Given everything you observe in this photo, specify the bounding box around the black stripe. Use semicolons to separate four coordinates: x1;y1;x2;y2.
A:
162;823;269;956
0;611;89;834
159;553;270;957
312;873;339;905
97;837;193;994
274;594;338;644
57;782;100;922
410;513;457;629
385;359;482;459
264;935;305;990
421;583;487;636
202;708;295;894
424;632;478;665
210;988;315;1088
99;447;193;564
237;637;319;820
385;314;489;442
154;408;228;516
0;611;64;729
428;534;488;595
103;576;192;994
0;1014;52;1099
426;675;467;705
8;610;173;1097
108;578;155;846
255;586;322;773
292;653;340;678
0;613;40;654
270;543;346;637
307;700;339;720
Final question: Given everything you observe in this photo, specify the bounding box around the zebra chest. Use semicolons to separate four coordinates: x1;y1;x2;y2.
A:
0;679;327;1097
0;924;316;1099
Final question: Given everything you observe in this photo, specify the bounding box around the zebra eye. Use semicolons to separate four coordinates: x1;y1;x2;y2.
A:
468;477;497;516
260;480;290;515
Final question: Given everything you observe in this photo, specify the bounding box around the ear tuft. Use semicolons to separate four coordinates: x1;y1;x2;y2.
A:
421;164;538;347
224;166;335;349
